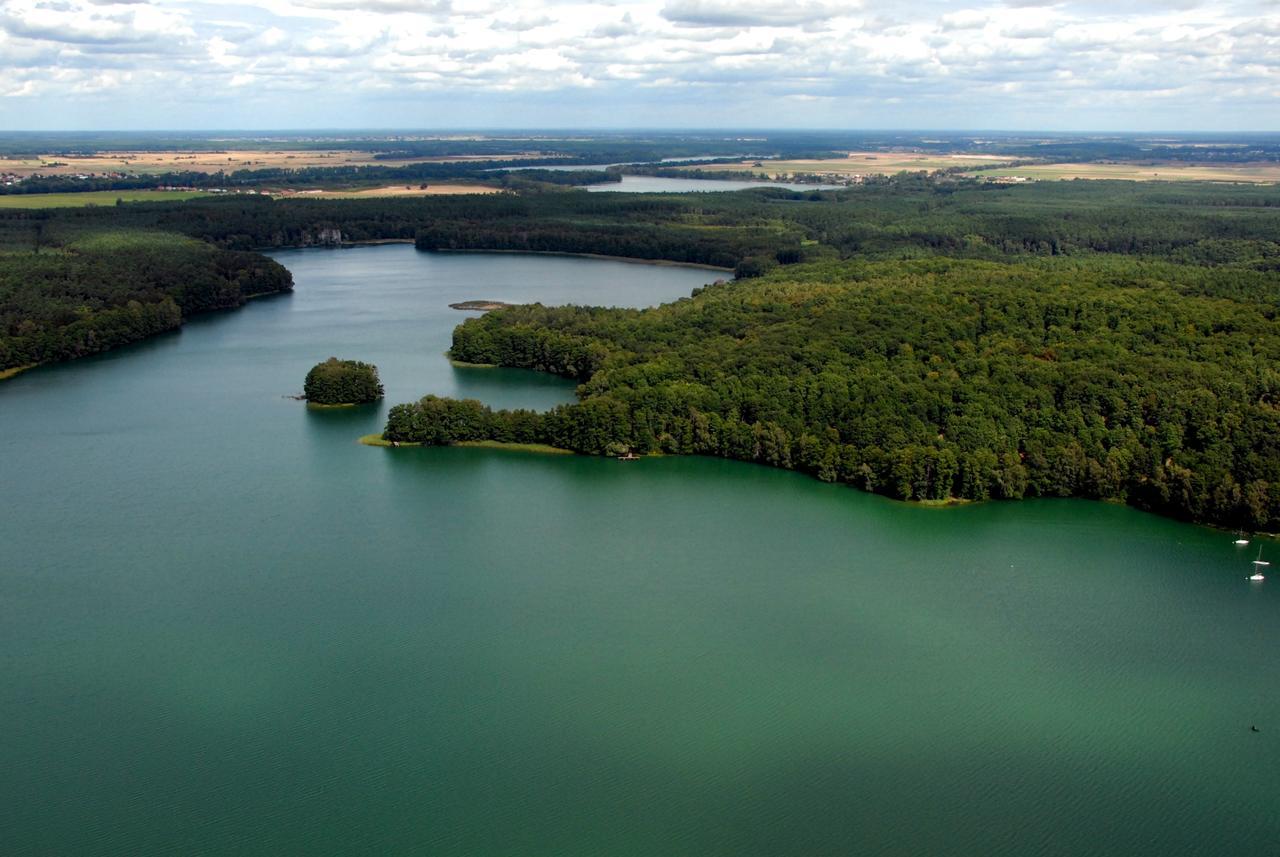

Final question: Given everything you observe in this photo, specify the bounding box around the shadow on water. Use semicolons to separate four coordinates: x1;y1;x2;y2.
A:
301;400;385;441
448;363;578;410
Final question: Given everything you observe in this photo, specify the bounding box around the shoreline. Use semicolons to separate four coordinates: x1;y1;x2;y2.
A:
360;434;419;447
456;440;574;455
448;355;500;368
261;241;733;272
359;434;572;455
0;363;38;382
257;238;416;252
436;248;734;272
902;497;976;509
350;435;1279;535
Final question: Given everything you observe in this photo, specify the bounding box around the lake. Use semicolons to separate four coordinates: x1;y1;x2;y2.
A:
587;175;844;193
1;245;1276;856
500;156;758;172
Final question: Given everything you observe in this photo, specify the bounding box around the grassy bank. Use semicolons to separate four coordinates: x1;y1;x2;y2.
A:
0;363;37;381
455;440;574;455
360;434;419;447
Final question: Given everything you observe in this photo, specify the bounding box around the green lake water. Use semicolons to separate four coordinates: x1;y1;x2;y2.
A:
1;245;1276;855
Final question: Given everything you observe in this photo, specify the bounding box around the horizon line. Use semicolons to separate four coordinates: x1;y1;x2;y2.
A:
4;127;1280;137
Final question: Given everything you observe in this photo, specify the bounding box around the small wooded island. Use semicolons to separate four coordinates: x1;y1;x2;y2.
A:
304;358;384;405
449;300;511;311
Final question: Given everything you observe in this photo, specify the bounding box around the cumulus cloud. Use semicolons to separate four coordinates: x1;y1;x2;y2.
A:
0;0;1276;130
939;10;987;30
293;0;451;12
592;12;637;38
0;0;191;45
661;0;855;28
490;14;555;31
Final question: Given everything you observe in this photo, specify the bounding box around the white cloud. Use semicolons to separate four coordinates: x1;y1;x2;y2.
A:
0;0;192;45
293;0;450;12
940;10;987;30
0;0;1275;130
661;0;857;28
592;12;637;38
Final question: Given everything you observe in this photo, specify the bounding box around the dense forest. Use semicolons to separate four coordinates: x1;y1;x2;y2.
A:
4;176;1276;264
0;232;291;371
0;163;618;196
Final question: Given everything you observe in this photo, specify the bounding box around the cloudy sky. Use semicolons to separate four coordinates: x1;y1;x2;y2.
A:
1;0;1277;130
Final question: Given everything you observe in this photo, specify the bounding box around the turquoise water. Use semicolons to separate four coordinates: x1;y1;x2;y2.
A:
0;246;1276;855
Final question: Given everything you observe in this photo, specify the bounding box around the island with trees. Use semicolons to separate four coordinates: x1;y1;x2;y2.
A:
304;357;384;406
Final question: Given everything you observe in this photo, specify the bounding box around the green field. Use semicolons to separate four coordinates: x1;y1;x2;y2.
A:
0;190;214;209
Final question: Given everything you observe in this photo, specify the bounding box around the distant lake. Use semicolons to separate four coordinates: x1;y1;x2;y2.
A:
587;174;844;193
496;162;622;172
501;156;746;172
1;245;1276;856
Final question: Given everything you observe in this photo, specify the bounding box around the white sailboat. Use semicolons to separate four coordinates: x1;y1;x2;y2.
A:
1234;533;1250;546
1249;546;1269;581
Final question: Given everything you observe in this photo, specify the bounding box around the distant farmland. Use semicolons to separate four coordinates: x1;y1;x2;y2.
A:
692;153;1280;184
689;152;1010;178
968;162;1280;183
0;149;551;178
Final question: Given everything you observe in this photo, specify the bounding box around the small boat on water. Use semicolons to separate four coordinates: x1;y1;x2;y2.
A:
1249;546;1269;581
1234;534;1250;546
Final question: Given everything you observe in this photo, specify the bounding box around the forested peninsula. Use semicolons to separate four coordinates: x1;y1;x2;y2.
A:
387;254;1280;531
0;231;291;373
384;180;1280;531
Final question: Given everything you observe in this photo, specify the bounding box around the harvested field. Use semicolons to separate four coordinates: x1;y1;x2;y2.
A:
969;162;1280;183
0;150;553;178
690;153;1280;184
